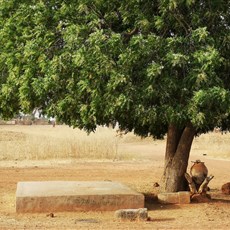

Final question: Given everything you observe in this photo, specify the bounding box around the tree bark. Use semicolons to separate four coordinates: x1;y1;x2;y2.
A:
161;123;196;192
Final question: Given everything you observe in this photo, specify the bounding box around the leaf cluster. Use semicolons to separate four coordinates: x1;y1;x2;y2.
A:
0;0;229;137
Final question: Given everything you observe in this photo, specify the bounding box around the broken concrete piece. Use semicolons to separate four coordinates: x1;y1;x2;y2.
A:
178;191;191;204
158;191;190;204
16;181;144;213
115;208;148;221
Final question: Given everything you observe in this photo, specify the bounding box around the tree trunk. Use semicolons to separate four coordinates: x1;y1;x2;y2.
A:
161;123;196;192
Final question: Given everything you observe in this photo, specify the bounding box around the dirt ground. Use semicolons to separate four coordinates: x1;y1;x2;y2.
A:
0;128;230;229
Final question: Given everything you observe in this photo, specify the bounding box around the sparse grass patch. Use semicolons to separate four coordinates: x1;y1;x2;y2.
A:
192;132;230;159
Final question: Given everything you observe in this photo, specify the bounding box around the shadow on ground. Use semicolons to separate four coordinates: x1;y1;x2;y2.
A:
144;193;182;211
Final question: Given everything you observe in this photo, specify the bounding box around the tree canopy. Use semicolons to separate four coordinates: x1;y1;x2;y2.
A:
0;0;230;138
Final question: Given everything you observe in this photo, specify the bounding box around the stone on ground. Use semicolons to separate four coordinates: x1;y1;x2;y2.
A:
114;208;148;221
16;181;144;213
158;191;190;204
221;182;230;195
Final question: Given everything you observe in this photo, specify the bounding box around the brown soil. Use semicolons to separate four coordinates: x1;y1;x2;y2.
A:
0;134;230;229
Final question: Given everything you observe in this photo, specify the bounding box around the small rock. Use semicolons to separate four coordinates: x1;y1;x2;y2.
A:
153;182;159;187
115;208;148;221
46;213;55;218
221;182;230;195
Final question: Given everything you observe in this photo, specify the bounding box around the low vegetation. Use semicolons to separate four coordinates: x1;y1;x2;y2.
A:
0;125;145;161
0;125;230;162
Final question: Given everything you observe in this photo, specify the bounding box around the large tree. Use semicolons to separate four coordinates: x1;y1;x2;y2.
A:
0;0;229;192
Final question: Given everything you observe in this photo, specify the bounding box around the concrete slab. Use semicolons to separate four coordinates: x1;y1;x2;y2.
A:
158;192;190;204
16;181;144;213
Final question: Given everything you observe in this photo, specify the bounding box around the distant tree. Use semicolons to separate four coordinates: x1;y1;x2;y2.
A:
0;0;229;192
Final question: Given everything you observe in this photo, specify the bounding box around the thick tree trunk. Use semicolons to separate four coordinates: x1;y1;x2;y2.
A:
161;123;196;192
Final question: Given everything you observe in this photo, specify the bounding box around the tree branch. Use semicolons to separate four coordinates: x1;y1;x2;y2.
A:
171;9;191;35
175;123;196;159
185;172;197;194
198;175;214;194
122;27;139;43
165;124;183;159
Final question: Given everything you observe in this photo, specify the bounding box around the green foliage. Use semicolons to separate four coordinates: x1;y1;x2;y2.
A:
0;0;229;137
189;87;230;131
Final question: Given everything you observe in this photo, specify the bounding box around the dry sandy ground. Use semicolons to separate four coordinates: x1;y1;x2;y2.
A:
0;128;230;229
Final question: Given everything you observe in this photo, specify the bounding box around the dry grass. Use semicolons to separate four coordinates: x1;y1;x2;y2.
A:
0;125;146;161
192;131;230;159
0;125;230;161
